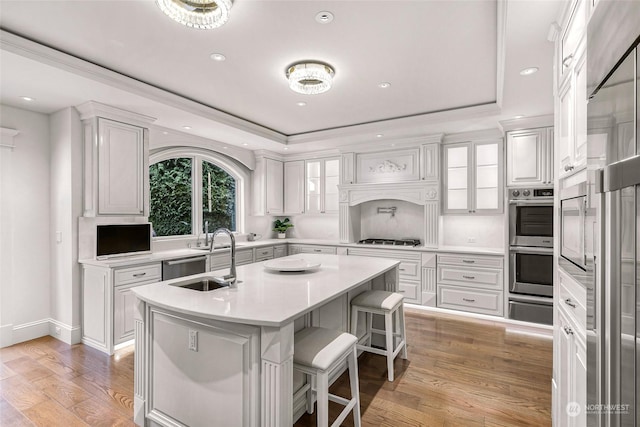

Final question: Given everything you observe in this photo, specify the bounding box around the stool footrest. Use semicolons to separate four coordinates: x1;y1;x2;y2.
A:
330;396;357;427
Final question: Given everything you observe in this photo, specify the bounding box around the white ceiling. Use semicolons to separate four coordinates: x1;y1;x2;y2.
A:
0;0;562;153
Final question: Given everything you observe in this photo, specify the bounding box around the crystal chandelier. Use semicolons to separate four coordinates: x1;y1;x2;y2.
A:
286;62;335;95
156;0;233;29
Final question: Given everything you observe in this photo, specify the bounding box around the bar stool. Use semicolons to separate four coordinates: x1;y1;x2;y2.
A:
350;290;407;381
293;327;362;427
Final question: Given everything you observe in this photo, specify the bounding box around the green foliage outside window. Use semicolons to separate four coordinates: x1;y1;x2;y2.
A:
202;161;236;231
149;157;237;237
149;158;193;236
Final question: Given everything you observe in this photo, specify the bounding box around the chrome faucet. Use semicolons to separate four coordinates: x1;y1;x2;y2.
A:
210;228;237;287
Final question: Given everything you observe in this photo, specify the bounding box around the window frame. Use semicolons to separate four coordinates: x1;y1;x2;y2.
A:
149;147;245;240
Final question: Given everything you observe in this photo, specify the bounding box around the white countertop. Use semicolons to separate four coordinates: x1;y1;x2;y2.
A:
131;254;399;327
79;238;504;268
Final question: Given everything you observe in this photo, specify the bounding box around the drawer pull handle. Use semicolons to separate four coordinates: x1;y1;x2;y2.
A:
462;260;475;264
564;298;577;308
399;268;406;271
398;290;406;293
562;54;574;68
462;298;476;303
462;275;475;280
132;273;146;277
563;326;574;335
314;249;322;252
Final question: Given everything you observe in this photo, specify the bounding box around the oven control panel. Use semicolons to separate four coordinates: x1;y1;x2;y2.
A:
510;188;553;200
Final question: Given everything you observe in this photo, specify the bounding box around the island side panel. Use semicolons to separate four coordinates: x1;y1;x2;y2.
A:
133;297;145;427
261;322;295;427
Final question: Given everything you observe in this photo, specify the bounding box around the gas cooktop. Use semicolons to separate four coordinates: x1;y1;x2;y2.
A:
358;238;421;247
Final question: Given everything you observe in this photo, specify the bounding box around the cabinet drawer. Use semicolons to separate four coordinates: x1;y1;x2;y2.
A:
558;268;586;331
210;252;231;270
236;249;254;266
301;245;337;254
114;263;161;286
398;280;420;304
437;265;502;289
437;285;503;316
273;245;287;258
437;254;503;269
255;246;274;261
398;260;420;279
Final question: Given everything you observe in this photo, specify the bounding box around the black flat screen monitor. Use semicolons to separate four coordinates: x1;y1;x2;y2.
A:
96;224;151;257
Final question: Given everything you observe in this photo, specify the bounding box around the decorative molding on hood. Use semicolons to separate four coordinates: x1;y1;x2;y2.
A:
339;182;438;207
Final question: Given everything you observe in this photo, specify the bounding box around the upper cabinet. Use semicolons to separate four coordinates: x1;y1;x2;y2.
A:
506;127;554;187
283;160;305;215
306;157;339;214
443;139;503;214
554;0;588;178
77;101;155;217
252;156;283;216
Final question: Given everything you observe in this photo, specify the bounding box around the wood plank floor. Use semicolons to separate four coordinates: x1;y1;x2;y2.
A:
0;309;552;427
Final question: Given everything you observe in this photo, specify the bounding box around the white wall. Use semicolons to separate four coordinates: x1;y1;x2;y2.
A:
0;105;52;345
440;214;505;249
49;107;83;343
245;214;339;240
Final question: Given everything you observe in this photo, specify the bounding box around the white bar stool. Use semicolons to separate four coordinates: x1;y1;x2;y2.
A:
293;327;362;427
350;290;407;381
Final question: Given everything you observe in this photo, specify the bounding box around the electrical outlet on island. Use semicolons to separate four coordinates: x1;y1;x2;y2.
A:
467;237;476;243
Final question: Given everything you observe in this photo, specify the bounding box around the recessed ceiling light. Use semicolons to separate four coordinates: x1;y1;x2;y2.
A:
182;126;191;130
315;11;334;24
284;147;289;150
223;146;228;149
20;96;35;102
162;131;168;135
242;143;248;146
297;101;307;107
210;53;226;61
378;82;391;89
514;115;524;119
520;67;539;76
376;134;384;138
391;143;396;147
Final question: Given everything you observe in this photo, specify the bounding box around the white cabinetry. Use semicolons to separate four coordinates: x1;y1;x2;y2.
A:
254;246;274;262
436;254;504;316
443;139;503;214
288;244;337;255
284;161;305;215
210;247;254;271
506;128;554;187
554;0;588;178
273;244;286;258
306;158;339;214
252;156;283;216
82;262;161;354
553;268;586;426
76;102;155;217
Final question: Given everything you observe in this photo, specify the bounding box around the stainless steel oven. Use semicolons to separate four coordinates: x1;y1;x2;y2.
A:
508;188;554;248
509;246;553;297
559;182;587;270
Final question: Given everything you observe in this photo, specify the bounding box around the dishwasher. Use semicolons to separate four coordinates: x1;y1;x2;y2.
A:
162;256;207;280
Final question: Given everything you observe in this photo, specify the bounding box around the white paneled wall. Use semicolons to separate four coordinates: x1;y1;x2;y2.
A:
441;214;504;248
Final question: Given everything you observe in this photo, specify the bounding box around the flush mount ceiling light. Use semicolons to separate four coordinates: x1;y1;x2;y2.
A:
520;67;539;76
156;0;232;29
286;62;335;95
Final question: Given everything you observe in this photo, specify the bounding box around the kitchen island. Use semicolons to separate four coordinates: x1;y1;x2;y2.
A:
131;253;400;427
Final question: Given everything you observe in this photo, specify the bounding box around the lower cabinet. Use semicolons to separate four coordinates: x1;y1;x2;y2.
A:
254;246;275;262
436;253;504;316
288;244;337;255
83;262;161;354
553;268;586;426
273;244;287;258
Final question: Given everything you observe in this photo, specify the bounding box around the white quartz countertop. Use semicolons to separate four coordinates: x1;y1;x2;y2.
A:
79;238;503;268
132;254;399;327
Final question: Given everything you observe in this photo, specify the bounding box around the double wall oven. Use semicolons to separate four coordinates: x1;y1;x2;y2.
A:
508;188;554;324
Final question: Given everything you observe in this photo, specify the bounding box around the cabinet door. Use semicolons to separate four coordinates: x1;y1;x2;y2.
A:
306;160;322;213
114;284;137;344
323;158;340;213
305;158;340;214
98;118;146;215
284;161;304;214
573;51;587;170
558;79;575;177
506;129;547;187
556;308;573;426
443;143;471;213
473;141;502;213
265;158;283;215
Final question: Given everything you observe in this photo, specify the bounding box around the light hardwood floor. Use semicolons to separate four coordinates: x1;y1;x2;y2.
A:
0;309;552;427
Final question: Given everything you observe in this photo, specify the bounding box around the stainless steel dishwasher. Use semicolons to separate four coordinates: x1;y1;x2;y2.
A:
162;256;207;280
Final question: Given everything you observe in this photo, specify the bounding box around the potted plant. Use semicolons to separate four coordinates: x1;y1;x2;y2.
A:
273;218;293;239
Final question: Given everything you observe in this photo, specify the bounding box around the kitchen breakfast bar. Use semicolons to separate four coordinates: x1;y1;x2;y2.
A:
131;254;400;427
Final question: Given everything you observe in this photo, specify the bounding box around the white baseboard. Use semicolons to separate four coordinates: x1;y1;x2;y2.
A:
1;318;82;348
0;323;13;348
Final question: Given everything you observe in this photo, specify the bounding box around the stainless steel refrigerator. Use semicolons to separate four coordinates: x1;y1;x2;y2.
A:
587;3;639;426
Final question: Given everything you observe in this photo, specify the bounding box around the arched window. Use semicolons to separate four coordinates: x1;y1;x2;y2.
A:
149;149;243;238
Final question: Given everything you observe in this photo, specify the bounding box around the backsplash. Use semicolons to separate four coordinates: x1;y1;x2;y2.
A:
359;200;424;240
440;214;505;248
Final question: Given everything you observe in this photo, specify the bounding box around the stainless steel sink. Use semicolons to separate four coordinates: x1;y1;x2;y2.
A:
171;277;229;291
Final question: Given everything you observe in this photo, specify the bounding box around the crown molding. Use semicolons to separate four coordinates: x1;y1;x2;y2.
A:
0;30;287;145
76;100;156;126
498;114;554;132
442;128;503;144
